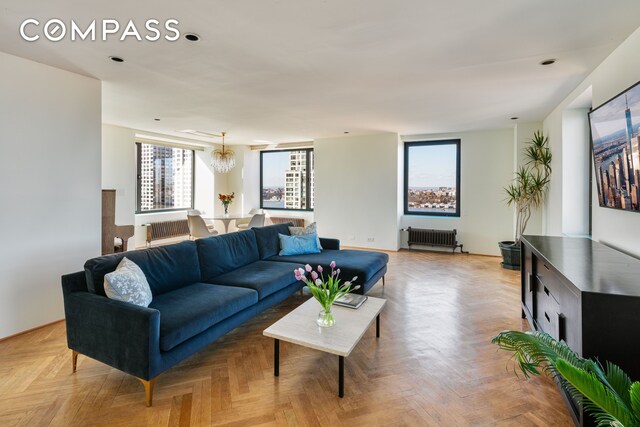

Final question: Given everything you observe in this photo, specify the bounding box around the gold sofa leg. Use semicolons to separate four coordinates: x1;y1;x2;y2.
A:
72;350;79;373
382;275;385;287
136;377;157;407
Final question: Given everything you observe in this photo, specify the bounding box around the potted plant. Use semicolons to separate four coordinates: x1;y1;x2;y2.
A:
493;330;640;426
294;262;359;327
500;130;552;269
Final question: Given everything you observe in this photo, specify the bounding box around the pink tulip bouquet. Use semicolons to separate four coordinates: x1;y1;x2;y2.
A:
294;261;359;327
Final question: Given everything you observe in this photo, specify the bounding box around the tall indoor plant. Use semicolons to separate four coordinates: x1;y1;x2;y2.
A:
500;130;552;269
493;330;640;427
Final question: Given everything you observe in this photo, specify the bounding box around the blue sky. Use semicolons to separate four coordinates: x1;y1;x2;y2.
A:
591;83;640;140
408;144;457;188
262;145;457;188
262;151;289;187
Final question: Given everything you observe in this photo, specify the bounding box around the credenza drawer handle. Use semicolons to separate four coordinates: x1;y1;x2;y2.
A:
544;286;550;296
558;313;566;342
544;312;550;323
543;263;550;271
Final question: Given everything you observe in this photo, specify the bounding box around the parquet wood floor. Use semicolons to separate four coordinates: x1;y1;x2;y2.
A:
0;250;573;426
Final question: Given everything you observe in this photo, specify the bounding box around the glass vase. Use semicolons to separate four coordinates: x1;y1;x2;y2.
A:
316;308;335;328
224;204;229;215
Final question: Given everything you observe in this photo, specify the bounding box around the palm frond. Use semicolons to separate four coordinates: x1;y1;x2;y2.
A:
630;382;640;416
556;359;635;427
604;362;633;409
493;330;640;427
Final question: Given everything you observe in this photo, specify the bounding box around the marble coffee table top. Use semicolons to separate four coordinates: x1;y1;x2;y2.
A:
263;296;386;357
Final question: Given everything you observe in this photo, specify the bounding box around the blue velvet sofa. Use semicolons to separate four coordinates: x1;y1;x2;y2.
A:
61;223;388;405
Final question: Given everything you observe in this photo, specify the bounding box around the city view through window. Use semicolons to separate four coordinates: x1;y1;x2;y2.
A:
136;143;194;213
405;141;460;216
261;149;314;210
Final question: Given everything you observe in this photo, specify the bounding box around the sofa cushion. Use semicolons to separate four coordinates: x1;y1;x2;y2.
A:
84;241;201;297
252;223;292;259
289;222;323;249
268;249;388;287
210;260;302;300
104;258;153;307
196;229;260;281
149;283;258;351
278;233;321;256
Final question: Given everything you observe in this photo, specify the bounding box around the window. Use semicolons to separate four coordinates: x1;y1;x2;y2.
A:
404;139;460;217
260;148;314;211
136;142;195;213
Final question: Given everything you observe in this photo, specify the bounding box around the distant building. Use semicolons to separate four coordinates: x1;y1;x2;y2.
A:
284;151;314;209
140;144;193;211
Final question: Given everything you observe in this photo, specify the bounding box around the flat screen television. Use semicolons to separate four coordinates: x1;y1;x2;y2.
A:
589;80;640;213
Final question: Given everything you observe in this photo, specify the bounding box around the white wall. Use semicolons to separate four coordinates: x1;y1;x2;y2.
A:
561;109;591;236
543;26;640;256
315;133;402;251
0;52;101;338
102;125;136;248
401;129;515;256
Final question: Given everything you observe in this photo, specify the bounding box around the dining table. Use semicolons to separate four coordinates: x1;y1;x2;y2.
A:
203;214;251;234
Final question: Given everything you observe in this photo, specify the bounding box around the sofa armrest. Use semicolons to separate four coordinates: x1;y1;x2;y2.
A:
63;290;160;380
320;237;340;250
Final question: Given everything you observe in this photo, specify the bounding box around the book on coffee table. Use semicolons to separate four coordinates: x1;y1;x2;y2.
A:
334;293;368;309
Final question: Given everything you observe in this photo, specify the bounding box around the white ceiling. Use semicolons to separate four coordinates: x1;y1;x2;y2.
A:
1;0;639;145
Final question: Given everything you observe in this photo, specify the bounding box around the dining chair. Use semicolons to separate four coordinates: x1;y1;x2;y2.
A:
187;214;219;239
235;208;262;229
236;213;266;230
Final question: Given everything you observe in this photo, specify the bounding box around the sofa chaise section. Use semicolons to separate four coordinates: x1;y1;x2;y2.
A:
252;222;388;294
267;249;388;294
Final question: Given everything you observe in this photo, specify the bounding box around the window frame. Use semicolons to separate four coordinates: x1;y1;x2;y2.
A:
403;139;461;217
259;148;314;212
135;142;196;214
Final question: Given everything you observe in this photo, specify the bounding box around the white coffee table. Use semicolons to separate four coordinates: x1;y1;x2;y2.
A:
263;296;386;397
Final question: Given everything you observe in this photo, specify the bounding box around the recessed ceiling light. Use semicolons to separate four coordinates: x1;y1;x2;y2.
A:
511;117;519;120
540;59;556;66
184;33;200;42
154;118;161;121
109;56;124;63
344;131;350;134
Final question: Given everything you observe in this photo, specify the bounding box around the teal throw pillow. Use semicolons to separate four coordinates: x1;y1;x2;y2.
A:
278;233;321;256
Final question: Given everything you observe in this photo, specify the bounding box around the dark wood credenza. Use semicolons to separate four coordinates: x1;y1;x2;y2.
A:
521;235;640;426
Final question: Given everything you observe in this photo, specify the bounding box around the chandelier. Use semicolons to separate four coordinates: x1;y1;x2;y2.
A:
211;131;236;173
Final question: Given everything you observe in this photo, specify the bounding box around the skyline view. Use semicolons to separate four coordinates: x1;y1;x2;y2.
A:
262;150;314;209
138;143;193;212
407;143;459;214
591;83;640;213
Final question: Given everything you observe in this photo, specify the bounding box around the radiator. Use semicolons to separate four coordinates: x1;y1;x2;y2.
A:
146;220;190;245
405;227;466;253
269;217;305;227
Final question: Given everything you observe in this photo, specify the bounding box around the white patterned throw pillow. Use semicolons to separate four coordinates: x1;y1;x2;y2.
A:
289;222;323;250
104;258;152;307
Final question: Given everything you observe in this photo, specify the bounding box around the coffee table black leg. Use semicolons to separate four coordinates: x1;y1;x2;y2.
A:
338;356;344;398
376;314;380;338
274;339;279;377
